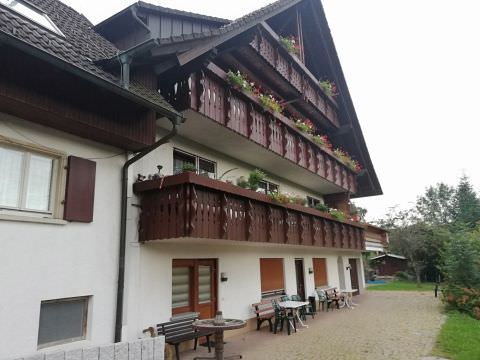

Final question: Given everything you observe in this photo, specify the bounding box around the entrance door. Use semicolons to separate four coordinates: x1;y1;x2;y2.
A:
172;259;217;319
349;259;360;295
294;259;306;300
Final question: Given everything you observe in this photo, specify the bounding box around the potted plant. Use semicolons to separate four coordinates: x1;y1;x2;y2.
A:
279;36;300;56
236;176;249;189
181;163;197;173
329;209;346;221
319;79;338;98
258;93;284;113
226;70;254;93
312;134;333;151
294;119;315;134
247;169;266;191
315;203;330;213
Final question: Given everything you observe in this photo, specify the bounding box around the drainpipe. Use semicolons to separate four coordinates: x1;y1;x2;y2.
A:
119;54;132;90
115;115;183;342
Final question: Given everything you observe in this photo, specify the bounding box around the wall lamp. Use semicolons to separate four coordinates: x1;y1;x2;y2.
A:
308;267;314;274
220;272;228;282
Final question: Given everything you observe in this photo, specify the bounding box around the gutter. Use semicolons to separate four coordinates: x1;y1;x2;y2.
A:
115;116;183;342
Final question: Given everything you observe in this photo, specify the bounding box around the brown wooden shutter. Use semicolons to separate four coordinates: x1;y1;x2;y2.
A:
64;156;96;222
313;258;328;287
260;258;285;293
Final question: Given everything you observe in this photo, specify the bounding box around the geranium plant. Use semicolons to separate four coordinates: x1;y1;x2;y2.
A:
329;208;347;221
312;134;333;150
319;79;338;97
258;93;284;113
279;36;301;56
333;148;362;173
294;119;315;134
226;70;254;93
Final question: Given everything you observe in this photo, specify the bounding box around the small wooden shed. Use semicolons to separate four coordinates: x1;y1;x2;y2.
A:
370;254;408;276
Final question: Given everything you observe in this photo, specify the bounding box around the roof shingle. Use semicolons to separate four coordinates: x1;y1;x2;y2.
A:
0;0;179;116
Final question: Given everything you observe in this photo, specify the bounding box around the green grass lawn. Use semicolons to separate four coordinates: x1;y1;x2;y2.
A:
367;280;436;291
434;312;480;360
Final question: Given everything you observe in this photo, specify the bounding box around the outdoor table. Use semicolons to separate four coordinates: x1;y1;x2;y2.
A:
278;300;310;329
192;312;246;360
339;289;358;309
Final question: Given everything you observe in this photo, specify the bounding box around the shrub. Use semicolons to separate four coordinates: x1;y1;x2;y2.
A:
329;209;346;221
247;169;266;191
182;163;197;173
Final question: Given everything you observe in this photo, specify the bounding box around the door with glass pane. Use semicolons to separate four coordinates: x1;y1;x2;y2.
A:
172;259;217;319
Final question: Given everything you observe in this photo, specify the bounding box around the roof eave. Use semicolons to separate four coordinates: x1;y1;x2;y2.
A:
0;30;182;122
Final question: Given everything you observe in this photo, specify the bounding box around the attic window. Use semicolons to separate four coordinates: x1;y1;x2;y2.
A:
0;0;64;36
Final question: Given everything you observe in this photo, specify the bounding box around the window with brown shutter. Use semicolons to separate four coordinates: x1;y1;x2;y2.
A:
313;258;328;287
64;156;96;222
260;258;285;297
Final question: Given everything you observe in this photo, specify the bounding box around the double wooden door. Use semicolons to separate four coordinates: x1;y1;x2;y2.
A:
172;259;217;319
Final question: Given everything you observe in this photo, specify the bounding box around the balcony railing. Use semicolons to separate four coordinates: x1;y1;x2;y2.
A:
161;68;358;194
249;28;340;127
134;173;365;250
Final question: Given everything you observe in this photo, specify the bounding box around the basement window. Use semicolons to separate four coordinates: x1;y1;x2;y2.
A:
0;0;64;36
37;297;89;348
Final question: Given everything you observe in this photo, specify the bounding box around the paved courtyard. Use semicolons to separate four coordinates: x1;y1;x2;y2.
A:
181;291;445;360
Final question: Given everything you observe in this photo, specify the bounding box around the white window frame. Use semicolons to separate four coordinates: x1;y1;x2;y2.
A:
173;148;217;179
0;136;66;220
257;180;279;195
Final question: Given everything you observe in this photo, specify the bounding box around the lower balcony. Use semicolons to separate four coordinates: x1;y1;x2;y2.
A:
134;173;365;250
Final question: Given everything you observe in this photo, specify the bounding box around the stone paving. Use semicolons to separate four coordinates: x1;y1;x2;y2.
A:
180;291;445;360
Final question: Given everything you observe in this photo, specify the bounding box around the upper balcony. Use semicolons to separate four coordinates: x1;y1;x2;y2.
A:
160;65;358;195
133;172;365;250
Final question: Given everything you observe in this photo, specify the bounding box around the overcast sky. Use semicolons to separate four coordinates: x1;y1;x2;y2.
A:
65;0;480;221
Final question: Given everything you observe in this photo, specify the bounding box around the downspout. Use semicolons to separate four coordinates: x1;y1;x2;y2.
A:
115;115;183;342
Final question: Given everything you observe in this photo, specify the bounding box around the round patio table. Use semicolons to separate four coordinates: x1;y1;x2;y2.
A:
192;312;246;360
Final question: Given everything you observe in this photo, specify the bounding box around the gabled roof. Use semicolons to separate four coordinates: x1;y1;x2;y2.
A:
0;0;180;119
370;254;407;261
95;1;230;33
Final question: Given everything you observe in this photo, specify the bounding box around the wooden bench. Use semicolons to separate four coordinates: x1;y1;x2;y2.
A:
324;287;345;311
252;300;276;331
156;315;214;360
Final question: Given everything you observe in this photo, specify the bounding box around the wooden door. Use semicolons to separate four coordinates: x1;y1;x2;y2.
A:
172;259;217;319
295;259;306;300
349;259;360;295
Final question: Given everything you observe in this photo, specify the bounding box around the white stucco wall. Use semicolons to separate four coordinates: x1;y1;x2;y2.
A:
132;128;326;203
0;114;124;357
121;239;364;340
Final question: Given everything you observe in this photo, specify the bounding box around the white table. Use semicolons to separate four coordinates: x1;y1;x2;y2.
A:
278;300;310;329
339;289;358;309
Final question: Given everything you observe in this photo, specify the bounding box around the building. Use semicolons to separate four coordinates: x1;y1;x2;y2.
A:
0;0;384;358
370;254;408;277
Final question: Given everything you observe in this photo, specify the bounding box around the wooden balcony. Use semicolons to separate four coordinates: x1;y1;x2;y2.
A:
248;29;340;128
134;173;365;251
161;67;358;194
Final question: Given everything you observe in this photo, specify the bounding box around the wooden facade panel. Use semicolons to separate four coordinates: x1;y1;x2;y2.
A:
227;94;248;136
0;48;156;151
249;109;268;147
135;174;366;250
269;120;284;155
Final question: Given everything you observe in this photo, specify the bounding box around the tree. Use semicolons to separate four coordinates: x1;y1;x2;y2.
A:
451;175;480;228
442;228;480;288
415;183;455;226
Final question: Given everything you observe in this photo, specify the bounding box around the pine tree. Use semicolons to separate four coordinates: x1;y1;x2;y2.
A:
452;175;480;228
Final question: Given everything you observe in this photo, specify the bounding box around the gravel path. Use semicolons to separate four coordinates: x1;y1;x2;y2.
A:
181;291;445;360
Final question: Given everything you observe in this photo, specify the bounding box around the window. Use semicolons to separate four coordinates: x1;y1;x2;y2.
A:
260;258;285;297
307;196;321;208
37;297;89;348
257;180;279;195
173;149;216;179
0;144;60;215
0;0;64;36
313;258;328;287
